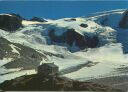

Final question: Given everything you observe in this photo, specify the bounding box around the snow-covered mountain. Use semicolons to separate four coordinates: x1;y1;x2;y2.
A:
0;9;128;91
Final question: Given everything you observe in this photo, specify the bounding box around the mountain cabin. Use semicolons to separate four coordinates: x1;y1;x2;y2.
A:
37;63;59;76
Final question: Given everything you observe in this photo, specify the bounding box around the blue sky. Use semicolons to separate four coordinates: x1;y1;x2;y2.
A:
0;1;128;19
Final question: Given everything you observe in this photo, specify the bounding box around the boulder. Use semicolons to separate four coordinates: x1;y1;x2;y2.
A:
30;17;47;22
119;10;128;29
64;18;76;22
49;28;99;51
0;14;22;32
70;18;76;21
80;23;88;28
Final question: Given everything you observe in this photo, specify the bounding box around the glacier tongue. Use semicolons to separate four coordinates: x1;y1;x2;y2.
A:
64;43;128;81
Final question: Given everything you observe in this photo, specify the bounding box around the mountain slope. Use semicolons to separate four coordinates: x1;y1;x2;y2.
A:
0;37;47;83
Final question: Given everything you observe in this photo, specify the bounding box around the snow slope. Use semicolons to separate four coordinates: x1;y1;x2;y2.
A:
1;9;128;84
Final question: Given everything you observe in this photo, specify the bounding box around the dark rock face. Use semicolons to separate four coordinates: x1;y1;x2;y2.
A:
0;14;22;32
119;10;128;29
49;28;99;51
65;29;87;49
30;17;47;22
80;23;88;28
85;35;99;48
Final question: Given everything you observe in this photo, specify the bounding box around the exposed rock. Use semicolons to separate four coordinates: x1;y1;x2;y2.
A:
85;35;99;48
0;14;22;32
119;10;128;29
70;18;76;21
0;37;47;70
65;28;87;49
49;28;99;51
30;17;47;22
9;13;25;20
0;74;122;91
80;23;88;28
64;18;76;22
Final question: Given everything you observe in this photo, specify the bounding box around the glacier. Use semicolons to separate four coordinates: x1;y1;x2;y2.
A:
0;9;128;88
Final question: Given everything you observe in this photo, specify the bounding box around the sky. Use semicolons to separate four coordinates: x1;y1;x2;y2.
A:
0;1;128;19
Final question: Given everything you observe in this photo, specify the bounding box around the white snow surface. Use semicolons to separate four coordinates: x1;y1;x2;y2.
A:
9;44;20;55
1;9;128;83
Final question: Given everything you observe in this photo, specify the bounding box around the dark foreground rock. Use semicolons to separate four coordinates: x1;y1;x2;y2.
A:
119;10;128;29
0;74;122;91
0;14;22;32
49;28;99;51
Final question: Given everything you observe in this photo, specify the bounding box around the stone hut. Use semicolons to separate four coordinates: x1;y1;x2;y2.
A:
38;63;59;76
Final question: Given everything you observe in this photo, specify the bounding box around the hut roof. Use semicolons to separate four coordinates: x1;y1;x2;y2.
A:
41;63;58;68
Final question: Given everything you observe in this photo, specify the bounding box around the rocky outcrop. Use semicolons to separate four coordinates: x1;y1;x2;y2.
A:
0;74;122;91
30;17;47;22
0;37;47;70
119;10;128;29
65;28;88;49
49;28;99;51
0;14;22;32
